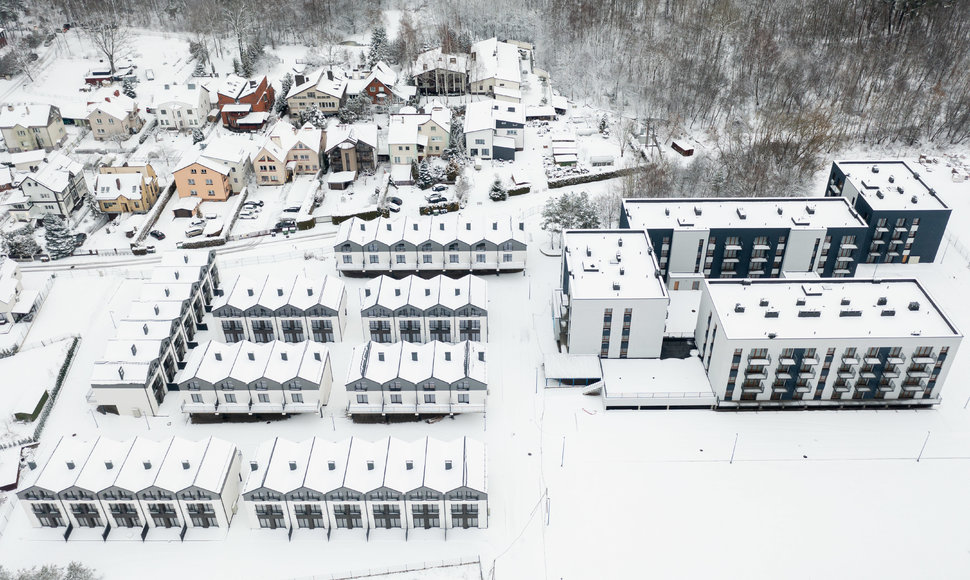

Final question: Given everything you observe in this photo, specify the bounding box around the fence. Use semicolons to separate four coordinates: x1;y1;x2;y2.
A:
73;246;135;258
217;248;329;270
0;495;14;541
288;556;482;580
227;229;272;242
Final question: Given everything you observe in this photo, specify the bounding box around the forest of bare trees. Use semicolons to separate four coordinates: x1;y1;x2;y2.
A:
23;0;970;195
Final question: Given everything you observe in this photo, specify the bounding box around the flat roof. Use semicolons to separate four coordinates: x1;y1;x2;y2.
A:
601;357;713;397
705;278;961;340
834;160;948;211
563;230;667;300
622;197;868;231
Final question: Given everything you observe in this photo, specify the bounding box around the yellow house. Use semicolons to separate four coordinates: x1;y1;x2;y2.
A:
173;155;233;202
86;90;145;141
286;69;347;119
252;122;326;186
0;104;67;153
93;164;160;214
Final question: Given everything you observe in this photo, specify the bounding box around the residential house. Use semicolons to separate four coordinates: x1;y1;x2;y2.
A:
17;435;241;538
173;135;256;200
93;164;160;214
351;61;416;105
387;102;452;165
0;258;22;324
554;230;669;359
345;341;487;416
211;273;347;344
696;278;962;408
468;38;522;100
413;49;468;95
217;74;275;131
334;214;527;275
286;68;348;120
251;122;326;185
86;89;144;141
177;340;333;417
241;436;486;531
10;149;46;172
463;99;524;160
3;151;88;222
324;123;378;176
360;275;488;343
0;104;67;152
825;160;951;264
153;81;211;132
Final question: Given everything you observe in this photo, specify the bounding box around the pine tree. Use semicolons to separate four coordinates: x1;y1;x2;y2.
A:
275;73;293;116
84;190;104;219
122;78;136;99
2;230;39;260
541;191;601;236
42;215;77;260
448;114;465;155
299;107;327;129
489;175;507;201
598;114;609;134
368;27;389;69
232;58;241;75
192;128;205;144
417;160;434;189
192;61;206;77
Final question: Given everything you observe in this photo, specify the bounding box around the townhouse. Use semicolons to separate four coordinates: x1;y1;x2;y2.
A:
825;160;950;264
153;81;211;132
242;436;486;532
464;99;524;160
360;275;487;343
345;340;487;416
93;163;160;214
3;151;88;222
17;436;241;539
286;68;348;119
173;135;256;200
211;273;347;344
217;74;275;131
0;104;67;152
251;121;326;185
555;230;669;359
695;278;962;408
334;214;527;275
177;340;333;417
468;38;522;101
324;123;378;176
620;197;870;290
86;89;144;141
387;101;452;165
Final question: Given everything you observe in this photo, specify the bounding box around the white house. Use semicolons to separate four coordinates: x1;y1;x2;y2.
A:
0;257;23;324
3;151;88;221
153;81;211;131
241;436;486;532
555;230;669;359
360;275;487;343
16;436;241;539
387;102;452;165
177;340;333;417
211;273;347;344
468;38;522;98
463;99;524;160
334;214;527;275
345;341;486;416
696;278;962;408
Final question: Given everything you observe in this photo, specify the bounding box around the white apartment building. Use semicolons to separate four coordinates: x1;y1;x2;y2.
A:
620;197;870;290
212;273;347;344
335;214;527;275
177;340;333;417
360;275;487;343
153;81;211;131
555;230;669;358
346;341;487;416
3;151;88;221
695;278;962;408
242;436;486;532
17;436;241;539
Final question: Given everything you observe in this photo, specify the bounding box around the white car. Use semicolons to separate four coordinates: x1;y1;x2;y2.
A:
188;218;205;227
184;226;204;238
238;211;259;219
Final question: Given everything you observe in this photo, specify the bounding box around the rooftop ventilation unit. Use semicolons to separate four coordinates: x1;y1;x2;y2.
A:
250;461;258;471
328;461;335;471
734;304;745;313
144;461;152;470
841;298;851;305
798;310;821;318
877;297;888;305
366;461;374;471
612;282;621;291
806;205;816;215
777;207;783;215
66;461;75;470
182;461;190;470
759;299;769;307
618;238;623;247
736;208;746;219
694;206;702;216
908;301;920;311
406;461;413;470
839;310;862;317
911;195;918;204
445;460;453;470
764;311;779;318
888;176;895;183
876;191;884;199
871;165;880;173
664;208;670;216
289;461;298;471
881;309;896;317
767;332;777;339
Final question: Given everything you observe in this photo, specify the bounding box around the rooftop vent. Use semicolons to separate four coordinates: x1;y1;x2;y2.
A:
876;191;884;199
664;208;670;216
328;461;335;471
877;297;888;305
153;305;159;315
164;287;170;297
798;310;821;318
619;267;625;276
249;461;258;471
693;206;702;216
247;352;255;361
841;298;851;305
612;282;621;291
307;288;313;296
586;246;591;257
465;223;471;230
280;352;287;361
182;460;190;470
455;288;460;296
440;223;444;230
871;165;880;173
839;310;862;317
412;223;418;231
143;460;152;470
27;460;36;470
66;461;75;470
764;311;779;318
805;205;816;215
881;309;896;317
425;288;431;296
411;352;417;361
478;351;485;362
618;238;623;247
394;288;401;296
313;352;321;361
143;323;149;335
105;459;114;469
796;298;806;306
360;223;365;231
734;303;745;313
519;222;525;231
444;351;452;361
118;366;125;380
364;288;371;297
759;299;769;307
386;224;391;231
277;288;284;296
767;332;777;339
911;195;918;204
289;461;297;471
736;208;746;219
214;352;222;361
247;288;254;296
366;461;374;471
888;176;895;183
131;344;138;356
777;207;783;215
908;301;920;311
493;222;498;230
378;352;385;362
445;460;453;470
897;186;905;194
406;460;413;470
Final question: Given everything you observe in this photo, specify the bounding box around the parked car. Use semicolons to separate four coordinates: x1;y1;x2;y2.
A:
184;226;204;238
204;213;219;220
149;230;166;240
273;219;297;233
144;245;156;254
188;218;205;227
432;184;448;192
73;232;87;244
388;196;403;206
239;213;259;220
282;206;301;213
242;200;264;207
426;194;447;204
388;204;401;213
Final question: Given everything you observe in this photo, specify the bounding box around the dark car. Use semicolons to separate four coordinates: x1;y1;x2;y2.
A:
388;204;401;213
149;230;166;240
432;184;448;192
242;200;264;207
427;194;447;204
73;232;87;244
388;196;403;206
273;219;297;233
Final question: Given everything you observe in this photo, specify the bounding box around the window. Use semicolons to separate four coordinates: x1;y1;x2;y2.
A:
424;394;435;404
258;393;270;403
311;319;334;342
281;319;304;342
191;393;203;403
225;393;236;403
291;393;303;403
458;393;470;403
356;394;368;404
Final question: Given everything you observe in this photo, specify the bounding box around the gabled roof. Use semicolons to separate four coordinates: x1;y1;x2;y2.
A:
469;38;522;84
86;89;137;120
218;74;266;101
347;340;486;387
0;104;57;128
22;151;82;193
324;123;378;153
73;438;135;494
152;82;209;108
93;172;143;201
414;48;468;75
287;68;347;100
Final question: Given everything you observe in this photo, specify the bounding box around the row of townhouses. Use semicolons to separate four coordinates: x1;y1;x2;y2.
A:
334;214;528;275
211;273;348;344
360;275;488;343
176;340;333;417
17;436;241;539
243;436;486;531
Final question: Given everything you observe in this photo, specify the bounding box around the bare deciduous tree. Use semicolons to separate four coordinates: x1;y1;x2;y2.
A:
83;19;132;74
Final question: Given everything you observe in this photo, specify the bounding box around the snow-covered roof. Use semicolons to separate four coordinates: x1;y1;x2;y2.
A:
563;229;668;301
415;49;468;75
361;275;486;314
705;278;962;340
93;172;143;201
387;105;451;146
834;160;949;211
0;104;56;128
346;341;486;388
177;340;330;388
86;89;137;120
423;437;464;493
115;319;175;342
22;151;82;193
336;214;527;250
152;82;208;109
344;438;387;494
256;122;324;163
218;74;266;101
324;123;378;152
463;99;524;133
153;436;237;494
212;272;344;315
287;68;347;100
0;339;68;420
73;438;135;493
28;436;97;494
112;437;170;493
9;149;46;166
622;197;869;231
469;38;522;85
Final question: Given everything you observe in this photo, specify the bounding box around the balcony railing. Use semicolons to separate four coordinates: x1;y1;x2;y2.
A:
841;356;859;365
912;356;936;364
181;401;218;413
779;357;796;365
283;402;319;413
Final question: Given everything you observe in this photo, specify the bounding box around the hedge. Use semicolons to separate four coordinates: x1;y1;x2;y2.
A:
547;166;644;189
181;237;227;249
419;201;461;216
508;186;531;196
30;336;80;442
331;209;388;225
14;390;49;422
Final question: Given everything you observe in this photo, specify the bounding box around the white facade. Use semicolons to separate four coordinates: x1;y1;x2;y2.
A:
346;341;487;416
17;436;241;538
557;230;669;358
212;273;347;344
3;151;88;221
154;82;210;131
335;214;527;275
0;257;23;324
360;275;487;343
695;278;962;408
242;436;487;531
177;340;333;416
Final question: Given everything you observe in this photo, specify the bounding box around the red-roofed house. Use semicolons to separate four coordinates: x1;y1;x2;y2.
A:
216;74;275;131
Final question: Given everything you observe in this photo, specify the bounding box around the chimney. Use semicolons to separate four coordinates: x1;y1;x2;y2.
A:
28;460;37;470
182;460;190;470
250;461;258;471
143;460;152;470
113;90;120;97
67;461;75;470
327;70;333;81
289;461;297;471
445;460;453;470
118;366;125;380
6;105;12;111
295;74;306;86
105;460;114;470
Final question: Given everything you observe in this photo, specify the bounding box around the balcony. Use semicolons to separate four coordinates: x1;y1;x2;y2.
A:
837;371;855;379
798;371;816;379
771;384;789;393
871;239;886;246
883;369;900;378
901;381;926;391
217;402;251;414
794;384;813;393
802;357;819;366
875;226;889;233
416;404;455;414
749;257;768;263
836;255;854;262
887;355;905;364
832;384;851;393
878;383;895;392
747;356;771;365
860;372;877;379
741;383;764;393
906;370;931;379
775;372;793;380
840;244;858;250
283;402;320;413
864;357;881;365
779;357;796;366
753;243;771;251
841;356;859;365
912;356;936;364
855;385;873;393
249;402;285;414
894;227;908;233
745;372;767;380
348;403;386;415
181;401;218;413
724;244;742;251
722;257;739;263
